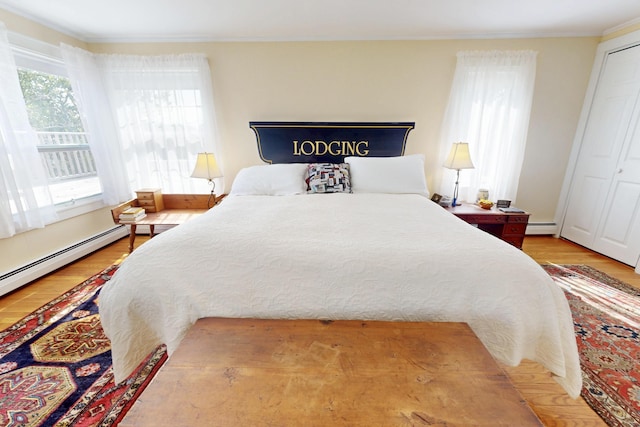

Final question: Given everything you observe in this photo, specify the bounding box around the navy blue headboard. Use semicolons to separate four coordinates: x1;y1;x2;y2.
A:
249;121;415;164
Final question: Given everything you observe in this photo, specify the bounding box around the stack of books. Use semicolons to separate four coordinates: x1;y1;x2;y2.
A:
119;206;146;223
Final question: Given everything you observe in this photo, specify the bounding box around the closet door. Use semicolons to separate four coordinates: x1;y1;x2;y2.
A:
561;45;640;266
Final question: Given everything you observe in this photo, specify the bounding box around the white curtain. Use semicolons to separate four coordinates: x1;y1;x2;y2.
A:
61;45;221;201
60;44;131;205
0;23;56;238
437;50;537;204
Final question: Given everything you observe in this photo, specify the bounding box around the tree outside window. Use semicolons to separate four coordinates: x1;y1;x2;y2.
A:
17;67;101;205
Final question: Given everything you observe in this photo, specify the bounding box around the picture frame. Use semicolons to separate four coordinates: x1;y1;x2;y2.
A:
431;193;443;203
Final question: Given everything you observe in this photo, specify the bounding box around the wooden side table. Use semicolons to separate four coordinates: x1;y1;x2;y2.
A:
111;193;226;252
446;203;530;249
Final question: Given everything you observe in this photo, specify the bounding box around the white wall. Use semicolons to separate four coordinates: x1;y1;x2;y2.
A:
0;7;599;275
90;38;598;223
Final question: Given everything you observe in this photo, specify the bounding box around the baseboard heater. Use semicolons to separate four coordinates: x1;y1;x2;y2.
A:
525;222;558;236
0;226;129;297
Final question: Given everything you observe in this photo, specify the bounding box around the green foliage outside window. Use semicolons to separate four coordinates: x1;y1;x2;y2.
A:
17;68;83;133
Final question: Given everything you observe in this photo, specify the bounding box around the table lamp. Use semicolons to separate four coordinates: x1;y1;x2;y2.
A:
191;152;222;208
443;142;474;207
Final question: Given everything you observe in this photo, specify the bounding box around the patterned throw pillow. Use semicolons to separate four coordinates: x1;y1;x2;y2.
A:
307;163;351;193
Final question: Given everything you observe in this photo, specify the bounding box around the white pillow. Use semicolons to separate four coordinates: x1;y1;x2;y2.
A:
344;154;429;195
230;163;308;196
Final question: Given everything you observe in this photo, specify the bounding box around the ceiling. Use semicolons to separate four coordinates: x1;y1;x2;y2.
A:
1;0;640;43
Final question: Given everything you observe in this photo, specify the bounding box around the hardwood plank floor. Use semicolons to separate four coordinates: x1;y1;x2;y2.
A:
1;234;638;426
510;235;639;427
523;235;640;291
0;237;134;330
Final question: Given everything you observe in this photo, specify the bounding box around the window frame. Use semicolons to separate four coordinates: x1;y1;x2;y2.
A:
8;32;105;221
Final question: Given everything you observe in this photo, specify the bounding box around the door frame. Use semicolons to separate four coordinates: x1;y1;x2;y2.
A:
555;29;640;273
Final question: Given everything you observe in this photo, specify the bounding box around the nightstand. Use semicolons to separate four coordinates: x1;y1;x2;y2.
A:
445;204;530;249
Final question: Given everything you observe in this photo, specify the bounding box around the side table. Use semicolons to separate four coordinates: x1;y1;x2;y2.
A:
111;193;226;252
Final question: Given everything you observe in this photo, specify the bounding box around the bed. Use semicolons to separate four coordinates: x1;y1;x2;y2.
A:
99;122;581;399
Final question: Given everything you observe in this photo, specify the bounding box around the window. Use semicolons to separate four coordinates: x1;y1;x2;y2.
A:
1;30;221;239
11;35;102;211
438;50;537;204
17;67;101;206
0;30;220;238
60;49;221;201
109;69;210;193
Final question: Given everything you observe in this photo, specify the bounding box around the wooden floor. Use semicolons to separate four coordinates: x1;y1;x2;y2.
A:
1;234;639;426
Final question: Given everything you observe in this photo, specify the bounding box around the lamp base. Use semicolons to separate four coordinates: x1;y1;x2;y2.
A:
207;180;217;209
452;170;461;208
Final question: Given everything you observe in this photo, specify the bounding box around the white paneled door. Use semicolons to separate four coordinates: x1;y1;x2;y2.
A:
561;44;640;267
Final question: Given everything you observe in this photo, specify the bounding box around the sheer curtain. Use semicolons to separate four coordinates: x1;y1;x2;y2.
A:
60;44;131;205
0;23;56;238
437;50;537;204
61;45;221;201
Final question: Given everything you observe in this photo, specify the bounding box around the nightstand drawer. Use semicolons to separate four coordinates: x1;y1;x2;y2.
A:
137;199;157;209
455;214;506;224
503;223;527;236
507;215;529;223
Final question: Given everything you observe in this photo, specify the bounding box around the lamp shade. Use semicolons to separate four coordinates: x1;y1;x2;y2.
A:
191;152;222;180
443;142;475;170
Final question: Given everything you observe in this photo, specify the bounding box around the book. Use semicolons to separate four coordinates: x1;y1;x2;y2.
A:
119;207;146;222
119;213;147;223
498;207;525;213
121;206;145;215
119;212;146;219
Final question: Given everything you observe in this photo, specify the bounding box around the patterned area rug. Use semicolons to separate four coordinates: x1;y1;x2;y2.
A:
542;264;640;427
0;265;167;427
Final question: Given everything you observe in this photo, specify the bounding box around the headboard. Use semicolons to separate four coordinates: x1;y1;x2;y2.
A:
249;121;415;164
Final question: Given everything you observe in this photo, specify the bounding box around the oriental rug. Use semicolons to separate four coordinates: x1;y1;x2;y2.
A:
0;265;167;427
543;264;640;427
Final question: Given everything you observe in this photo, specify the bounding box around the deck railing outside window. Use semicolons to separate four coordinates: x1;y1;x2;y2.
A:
34;131;101;205
36;131;97;181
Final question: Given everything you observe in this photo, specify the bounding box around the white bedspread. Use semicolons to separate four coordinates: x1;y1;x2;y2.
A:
99;193;581;397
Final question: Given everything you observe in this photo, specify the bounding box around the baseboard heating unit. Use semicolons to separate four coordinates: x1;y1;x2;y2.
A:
526;222;558;235
0;226;128;297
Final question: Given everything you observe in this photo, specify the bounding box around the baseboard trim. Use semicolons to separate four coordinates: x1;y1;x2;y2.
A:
525;222;558;236
0;226;129;297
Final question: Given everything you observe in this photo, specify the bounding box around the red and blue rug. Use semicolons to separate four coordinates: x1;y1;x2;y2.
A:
2;263;638;426
543;264;640;427
0;265;166;427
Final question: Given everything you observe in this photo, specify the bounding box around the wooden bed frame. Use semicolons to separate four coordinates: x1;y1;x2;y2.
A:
249;121;415;163
117;122;542;424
